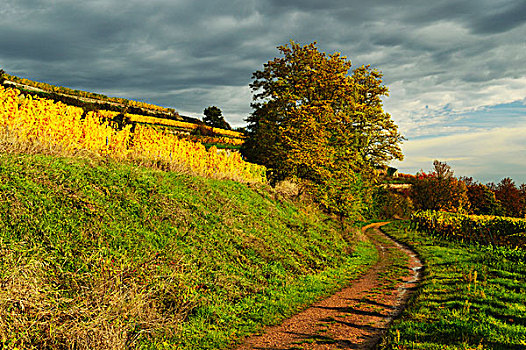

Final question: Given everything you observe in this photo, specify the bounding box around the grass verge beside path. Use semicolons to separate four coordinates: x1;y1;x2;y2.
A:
0;152;377;349
379;221;526;350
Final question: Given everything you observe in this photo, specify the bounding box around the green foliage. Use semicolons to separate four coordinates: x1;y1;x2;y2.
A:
380;221;526;350
310;167;373;221
374;186;414;219
0;152;376;349
203;106;231;130
242;41;404;218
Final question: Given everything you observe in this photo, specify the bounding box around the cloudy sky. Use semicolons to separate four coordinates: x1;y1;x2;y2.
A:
1;0;525;184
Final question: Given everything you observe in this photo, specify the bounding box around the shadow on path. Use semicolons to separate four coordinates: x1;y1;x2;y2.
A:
234;222;423;350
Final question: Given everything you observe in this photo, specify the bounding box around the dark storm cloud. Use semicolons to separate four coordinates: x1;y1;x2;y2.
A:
0;0;525;127
0;28;75;61
470;1;526;34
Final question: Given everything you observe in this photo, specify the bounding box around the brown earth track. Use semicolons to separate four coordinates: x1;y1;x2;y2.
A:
233;222;422;350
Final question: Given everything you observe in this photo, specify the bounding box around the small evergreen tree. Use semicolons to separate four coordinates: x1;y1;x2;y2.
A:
203;106;231;130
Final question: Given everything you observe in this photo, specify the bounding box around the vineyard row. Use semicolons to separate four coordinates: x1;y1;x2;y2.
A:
411;210;526;248
0;85;265;183
4;74;176;116
91;110;245;140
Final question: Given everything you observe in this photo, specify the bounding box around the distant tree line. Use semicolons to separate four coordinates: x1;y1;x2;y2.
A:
380;160;526;219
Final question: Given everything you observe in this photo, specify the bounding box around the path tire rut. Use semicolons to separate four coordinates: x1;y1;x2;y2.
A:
234;222;422;350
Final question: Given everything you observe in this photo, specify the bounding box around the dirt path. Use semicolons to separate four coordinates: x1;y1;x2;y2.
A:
234;222;422;350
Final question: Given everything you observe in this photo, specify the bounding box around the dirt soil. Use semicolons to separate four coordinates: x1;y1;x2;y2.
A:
234;222;422;350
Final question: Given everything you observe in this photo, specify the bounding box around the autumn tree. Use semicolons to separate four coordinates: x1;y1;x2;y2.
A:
520;184;526;216
492;177;525;218
411;161;469;212
433;159;454;180
203;106;231;130
351;65;404;165
242;41;404;218
460;177;502;215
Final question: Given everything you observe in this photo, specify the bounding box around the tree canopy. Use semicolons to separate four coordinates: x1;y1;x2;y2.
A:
411;161;469;212
491;177;525;218
461;177;502;216
242;41;404;218
203;106;231;130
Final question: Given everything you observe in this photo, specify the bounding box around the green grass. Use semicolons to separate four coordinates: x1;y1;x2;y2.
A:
203;142;242;151
0;152;376;349
379;221;526;350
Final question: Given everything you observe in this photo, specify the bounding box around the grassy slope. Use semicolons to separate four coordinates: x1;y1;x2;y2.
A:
0;152;376;349
379;221;526;350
